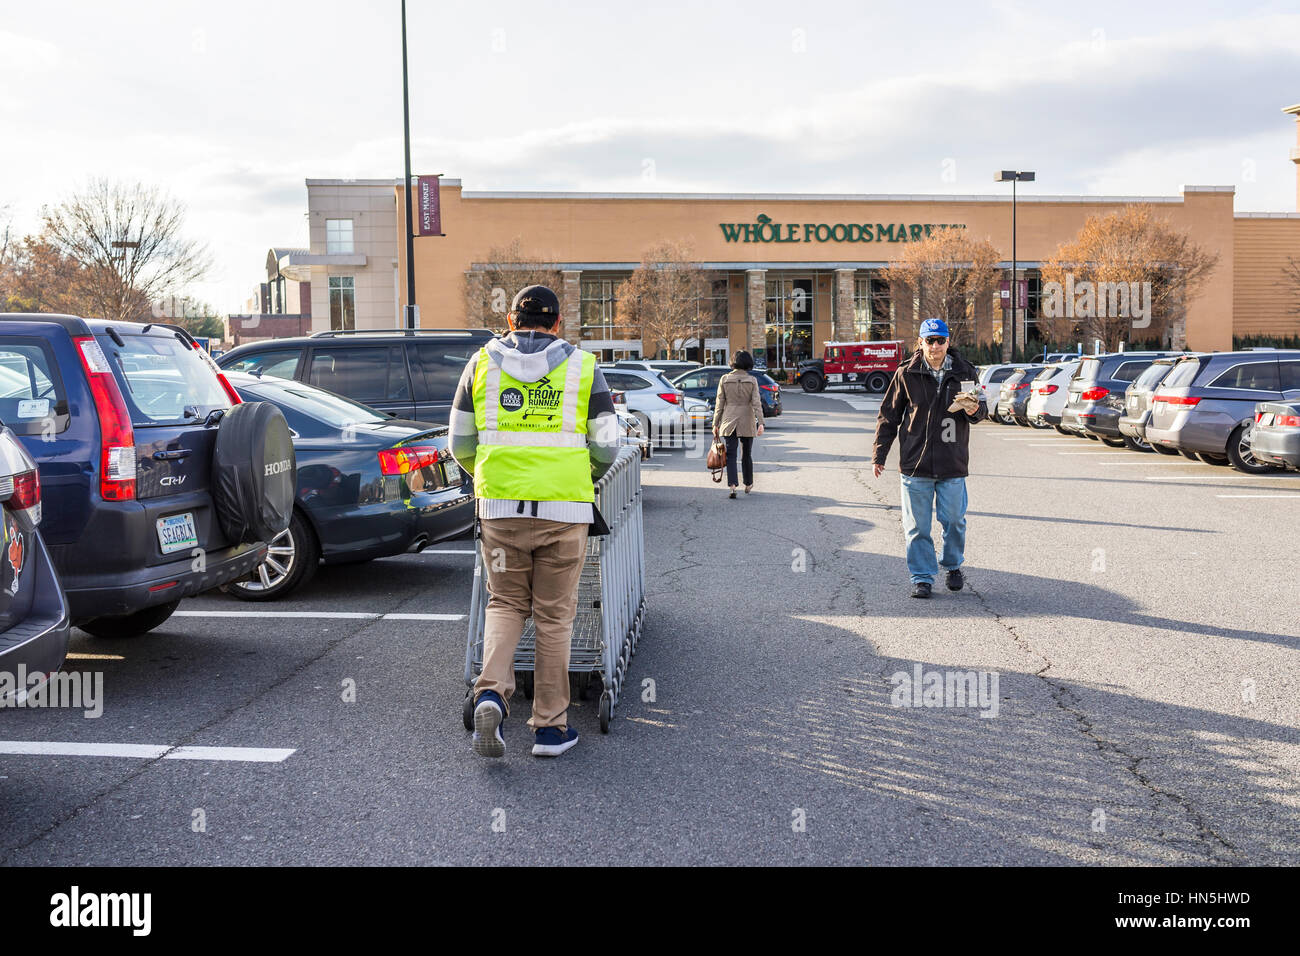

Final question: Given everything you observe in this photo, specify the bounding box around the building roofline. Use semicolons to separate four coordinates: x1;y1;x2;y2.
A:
457;189;1197;204
306;178;462;187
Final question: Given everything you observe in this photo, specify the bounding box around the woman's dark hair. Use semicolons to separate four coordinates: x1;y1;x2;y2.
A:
731;350;754;370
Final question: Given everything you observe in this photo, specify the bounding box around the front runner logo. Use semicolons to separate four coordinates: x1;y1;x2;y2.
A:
50;886;151;936
499;388;524;411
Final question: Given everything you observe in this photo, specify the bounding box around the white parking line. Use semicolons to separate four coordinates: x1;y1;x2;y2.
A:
1215;494;1300;499
173;611;466;621
1059;452;1131;456
0;741;296;762
1144;475;1300;481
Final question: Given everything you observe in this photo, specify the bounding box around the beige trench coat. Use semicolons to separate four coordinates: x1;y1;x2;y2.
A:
713;369;763;437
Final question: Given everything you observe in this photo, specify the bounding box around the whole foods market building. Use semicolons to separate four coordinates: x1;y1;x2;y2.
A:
386;179;1300;366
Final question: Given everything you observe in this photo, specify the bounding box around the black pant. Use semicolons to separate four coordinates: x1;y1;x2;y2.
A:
725;433;754;487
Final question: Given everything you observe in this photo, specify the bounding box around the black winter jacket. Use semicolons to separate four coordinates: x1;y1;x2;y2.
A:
872;349;987;479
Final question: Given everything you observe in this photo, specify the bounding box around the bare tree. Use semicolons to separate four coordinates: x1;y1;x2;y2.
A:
40;179;210;322
1040;204;1218;350
886;227;1000;348
616;239;710;359
1284;256;1300;316
462;237;562;333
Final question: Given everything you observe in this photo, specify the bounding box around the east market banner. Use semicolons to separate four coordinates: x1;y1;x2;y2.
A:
417;175;443;237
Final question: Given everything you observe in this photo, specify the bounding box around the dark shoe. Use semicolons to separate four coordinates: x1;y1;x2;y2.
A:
728;488;737;499
911;582;932;599
744;485;753;494
472;690;506;758
532;725;579;757
945;568;964;592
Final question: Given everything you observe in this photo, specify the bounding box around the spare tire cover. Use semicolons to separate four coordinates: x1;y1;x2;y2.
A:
211;401;296;545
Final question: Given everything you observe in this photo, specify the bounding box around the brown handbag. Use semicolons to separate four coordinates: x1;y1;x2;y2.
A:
706;436;727;482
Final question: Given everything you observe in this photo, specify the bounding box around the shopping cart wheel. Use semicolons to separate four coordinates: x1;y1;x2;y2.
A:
599;692;612;733
462;690;474;731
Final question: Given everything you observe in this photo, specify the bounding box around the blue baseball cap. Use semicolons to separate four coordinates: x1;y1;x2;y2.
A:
919;318;950;339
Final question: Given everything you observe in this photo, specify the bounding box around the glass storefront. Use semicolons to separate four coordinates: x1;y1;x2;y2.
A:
853;275;894;340
763;277;814;369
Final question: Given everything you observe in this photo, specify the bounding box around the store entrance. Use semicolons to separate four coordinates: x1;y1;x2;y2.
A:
763;277;814;371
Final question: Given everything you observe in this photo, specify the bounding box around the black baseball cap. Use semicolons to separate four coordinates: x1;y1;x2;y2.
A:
510;285;560;318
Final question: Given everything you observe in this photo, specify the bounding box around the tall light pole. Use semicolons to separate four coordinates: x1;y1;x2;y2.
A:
995;170;1034;360
401;0;417;330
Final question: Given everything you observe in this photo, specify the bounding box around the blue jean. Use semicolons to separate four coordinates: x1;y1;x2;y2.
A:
899;476;967;584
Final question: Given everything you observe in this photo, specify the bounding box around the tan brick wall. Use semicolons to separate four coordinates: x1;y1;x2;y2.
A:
1232;217;1300;338
405;182;1254;352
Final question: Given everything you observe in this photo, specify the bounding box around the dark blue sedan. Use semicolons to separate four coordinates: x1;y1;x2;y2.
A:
222;372;473;600
670;366;783;418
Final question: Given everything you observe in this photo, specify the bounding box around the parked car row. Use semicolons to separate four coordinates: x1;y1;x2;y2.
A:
981;348;1300;473
0;314;300;699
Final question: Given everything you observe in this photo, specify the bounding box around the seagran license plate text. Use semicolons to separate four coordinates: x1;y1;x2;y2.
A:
157;513;198;554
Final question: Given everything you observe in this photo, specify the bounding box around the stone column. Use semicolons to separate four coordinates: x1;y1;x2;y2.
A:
560;270;581;345
834;268;855;341
745;269;767;357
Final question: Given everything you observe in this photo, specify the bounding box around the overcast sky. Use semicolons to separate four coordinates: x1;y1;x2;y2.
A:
3;0;1298;312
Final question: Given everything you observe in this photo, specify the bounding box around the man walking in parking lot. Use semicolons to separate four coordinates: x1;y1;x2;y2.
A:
449;285;620;758
872;318;986;598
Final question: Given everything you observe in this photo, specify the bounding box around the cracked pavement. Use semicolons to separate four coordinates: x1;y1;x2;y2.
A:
1;389;1297;865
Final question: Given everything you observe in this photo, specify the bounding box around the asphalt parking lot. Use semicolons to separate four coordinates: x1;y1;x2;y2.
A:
2;389;1298;865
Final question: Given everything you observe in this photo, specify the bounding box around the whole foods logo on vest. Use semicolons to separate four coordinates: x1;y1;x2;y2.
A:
500;388;524;411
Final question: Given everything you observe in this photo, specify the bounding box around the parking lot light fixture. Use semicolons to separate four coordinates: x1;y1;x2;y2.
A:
994;170;1036;361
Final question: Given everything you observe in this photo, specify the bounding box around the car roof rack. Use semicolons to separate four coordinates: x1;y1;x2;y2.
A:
308;328;496;338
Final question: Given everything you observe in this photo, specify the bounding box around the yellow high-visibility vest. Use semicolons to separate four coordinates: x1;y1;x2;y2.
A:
472;347;597;502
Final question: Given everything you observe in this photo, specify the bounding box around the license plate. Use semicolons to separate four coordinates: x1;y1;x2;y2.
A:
826;373;842;382
156;513;198;554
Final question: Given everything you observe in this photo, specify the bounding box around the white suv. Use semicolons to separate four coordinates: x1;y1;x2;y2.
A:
599;366;689;448
1025;361;1082;429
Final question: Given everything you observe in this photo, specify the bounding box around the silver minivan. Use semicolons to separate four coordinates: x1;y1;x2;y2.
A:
1145;350;1300;473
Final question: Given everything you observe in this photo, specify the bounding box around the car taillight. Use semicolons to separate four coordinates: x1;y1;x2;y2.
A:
1275;414;1300;427
611;390;625;405
1035;384;1058;395
657;392;680;404
760;384;779;393
74;336;136;501
379;445;440;476
192;341;241;405
1152;392;1201;406
0;468;42;524
1080;386;1110;401
1011;383;1027;390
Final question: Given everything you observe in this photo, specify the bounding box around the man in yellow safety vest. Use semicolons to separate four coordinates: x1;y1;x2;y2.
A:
450;285;620;758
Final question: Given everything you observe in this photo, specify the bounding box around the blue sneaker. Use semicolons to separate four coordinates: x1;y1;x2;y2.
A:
472;690;506;758
532;724;579;757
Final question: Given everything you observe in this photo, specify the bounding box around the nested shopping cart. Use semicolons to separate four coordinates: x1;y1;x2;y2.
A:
461;447;646;733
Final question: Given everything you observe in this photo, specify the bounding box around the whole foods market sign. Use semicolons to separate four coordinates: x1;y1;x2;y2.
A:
719;213;965;244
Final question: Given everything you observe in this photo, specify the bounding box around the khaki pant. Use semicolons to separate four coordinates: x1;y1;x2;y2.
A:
475;517;588;730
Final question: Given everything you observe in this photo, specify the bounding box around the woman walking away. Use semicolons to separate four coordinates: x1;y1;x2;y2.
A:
713;350;765;499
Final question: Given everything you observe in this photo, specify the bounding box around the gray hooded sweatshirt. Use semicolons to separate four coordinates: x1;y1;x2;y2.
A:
449;330;620;523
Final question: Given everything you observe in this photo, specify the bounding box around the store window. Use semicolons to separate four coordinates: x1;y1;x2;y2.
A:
852;276;893;340
763;277;814;369
326;219;354;254
580;275;638;344
329;276;355;331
